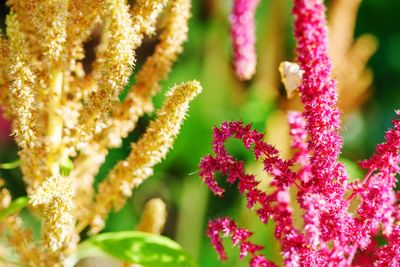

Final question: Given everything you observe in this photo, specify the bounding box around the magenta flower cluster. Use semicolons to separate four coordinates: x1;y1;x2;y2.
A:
200;0;400;266
230;0;260;81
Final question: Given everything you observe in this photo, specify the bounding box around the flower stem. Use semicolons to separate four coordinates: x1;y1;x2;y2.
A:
0;159;20;169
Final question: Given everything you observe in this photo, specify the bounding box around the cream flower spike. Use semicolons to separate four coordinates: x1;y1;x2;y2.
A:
89;80;202;234
71;0;171;224
137;198;168;234
6;12;37;149
30;175;75;263
0;1;199;264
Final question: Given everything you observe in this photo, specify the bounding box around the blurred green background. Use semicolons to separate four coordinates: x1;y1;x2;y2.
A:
0;0;399;266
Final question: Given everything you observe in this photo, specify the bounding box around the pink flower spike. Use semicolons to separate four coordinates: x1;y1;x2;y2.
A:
207;217;276;266
375;224;400;267
360;113;400;175
356;113;400;236
250;255;276;267
287;111;311;183
201;0;400;265
230;0;260;80
293;0;345;188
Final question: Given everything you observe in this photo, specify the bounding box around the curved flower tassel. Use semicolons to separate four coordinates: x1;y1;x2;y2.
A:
207;218;275;267
89;81;202;233
230;0;260;81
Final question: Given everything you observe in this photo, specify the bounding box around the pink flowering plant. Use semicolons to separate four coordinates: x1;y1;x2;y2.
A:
200;0;400;266
230;0;260;81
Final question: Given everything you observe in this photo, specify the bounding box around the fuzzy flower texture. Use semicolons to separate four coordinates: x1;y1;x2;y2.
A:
230;0;260;80
0;0;199;265
200;0;400;266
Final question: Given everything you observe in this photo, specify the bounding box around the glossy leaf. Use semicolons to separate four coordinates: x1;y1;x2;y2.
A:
0;159;20;170
89;231;198;267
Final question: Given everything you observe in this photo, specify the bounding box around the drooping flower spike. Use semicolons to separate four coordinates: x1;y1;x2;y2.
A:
207;218;274;267
200;0;400;265
89;81;202;234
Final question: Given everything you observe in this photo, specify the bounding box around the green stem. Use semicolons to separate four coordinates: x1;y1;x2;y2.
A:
0;196;29;219
0;159;20;169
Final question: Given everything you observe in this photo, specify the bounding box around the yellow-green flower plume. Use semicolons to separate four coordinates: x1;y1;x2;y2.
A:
89;80;202;234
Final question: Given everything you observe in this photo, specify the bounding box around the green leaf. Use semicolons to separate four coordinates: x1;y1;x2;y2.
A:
0;159;20;170
0;196;29;219
88;231;198;267
340;157;364;182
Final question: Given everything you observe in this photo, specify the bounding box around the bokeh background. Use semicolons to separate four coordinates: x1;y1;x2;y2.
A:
0;0;399;266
